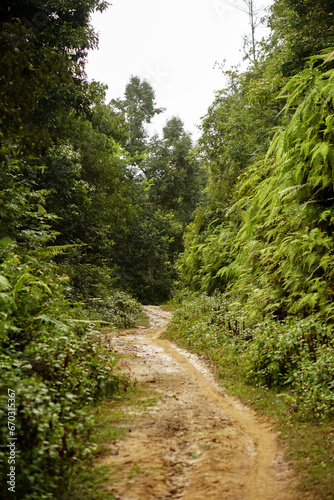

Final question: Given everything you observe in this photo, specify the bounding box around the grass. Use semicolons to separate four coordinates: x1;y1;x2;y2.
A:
64;464;117;500
66;383;160;499
159;300;179;312
127;465;144;479
136;309;150;328
164;319;334;500
65;397;130;500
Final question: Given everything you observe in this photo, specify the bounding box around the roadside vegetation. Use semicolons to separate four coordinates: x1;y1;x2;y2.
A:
0;0;199;496
165;293;334;499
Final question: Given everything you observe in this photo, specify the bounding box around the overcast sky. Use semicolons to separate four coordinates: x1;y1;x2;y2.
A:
86;0;273;140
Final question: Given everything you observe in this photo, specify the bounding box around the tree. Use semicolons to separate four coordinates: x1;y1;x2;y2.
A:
114;76;165;157
0;0;109;155
144;117;201;222
223;0;265;62
268;0;334;76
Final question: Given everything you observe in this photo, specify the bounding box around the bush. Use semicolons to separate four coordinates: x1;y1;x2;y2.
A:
245;317;331;388
66;263;142;328
85;290;142;328
0;244;124;499
291;345;334;419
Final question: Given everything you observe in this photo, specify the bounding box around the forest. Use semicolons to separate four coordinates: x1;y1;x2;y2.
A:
1;0;334;498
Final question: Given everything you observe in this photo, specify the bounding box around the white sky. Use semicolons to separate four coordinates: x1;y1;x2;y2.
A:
86;0;273;141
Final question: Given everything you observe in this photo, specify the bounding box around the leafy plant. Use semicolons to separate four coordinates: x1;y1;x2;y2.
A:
0;240;124;499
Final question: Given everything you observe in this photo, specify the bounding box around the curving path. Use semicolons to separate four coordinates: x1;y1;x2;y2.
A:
99;306;298;500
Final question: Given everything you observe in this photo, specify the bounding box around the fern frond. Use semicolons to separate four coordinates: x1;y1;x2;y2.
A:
30;243;86;258
13;273;52;299
0;275;11;291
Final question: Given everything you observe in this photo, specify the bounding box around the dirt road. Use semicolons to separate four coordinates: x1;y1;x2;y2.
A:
99;306;298;500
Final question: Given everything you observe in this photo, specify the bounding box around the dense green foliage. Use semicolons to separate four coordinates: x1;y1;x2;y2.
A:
179;1;334;319
168;293;334;418
175;0;334;423
225;56;334;320
0;238;128;499
2;0;334;495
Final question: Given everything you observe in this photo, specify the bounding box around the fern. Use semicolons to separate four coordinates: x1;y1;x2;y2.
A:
225;52;334;320
13;273;52;300
30;243;86;258
0;275;11;291
180;50;334;322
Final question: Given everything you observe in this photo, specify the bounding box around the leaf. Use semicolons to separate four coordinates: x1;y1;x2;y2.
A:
323;50;334;66
37;204;47;215
278;185;303;198
0;237;14;250
34;314;69;332
13;273;52;299
311;142;330;166
30;243;86;258
0;275;11;291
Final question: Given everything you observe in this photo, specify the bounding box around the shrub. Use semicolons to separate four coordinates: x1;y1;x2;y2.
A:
66;263;142;328
0;243;124;499
85;290;142;328
291;345;334;419
245;318;331;388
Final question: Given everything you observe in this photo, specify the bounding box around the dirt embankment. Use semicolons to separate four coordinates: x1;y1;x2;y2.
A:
99;306;299;500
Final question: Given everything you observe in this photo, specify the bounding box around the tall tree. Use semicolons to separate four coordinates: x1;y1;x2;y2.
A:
268;0;334;76
114;76;165;157
223;0;265;61
144;117;201;222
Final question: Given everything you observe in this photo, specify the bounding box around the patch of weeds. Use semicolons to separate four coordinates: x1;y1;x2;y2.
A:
127;465;144;479
160;300;178;312
64;464;116;500
278;420;334;500
140;396;160;408
88;402;130;457
122;384;160;411
107;408;127;420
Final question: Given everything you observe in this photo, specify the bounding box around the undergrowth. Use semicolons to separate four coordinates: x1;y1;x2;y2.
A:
0;239;140;499
66;263;142;328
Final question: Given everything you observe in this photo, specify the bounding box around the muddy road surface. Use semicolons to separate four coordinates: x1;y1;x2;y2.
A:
99;306;298;500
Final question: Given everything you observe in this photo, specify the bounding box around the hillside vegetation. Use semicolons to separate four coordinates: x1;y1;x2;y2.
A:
176;0;334;419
